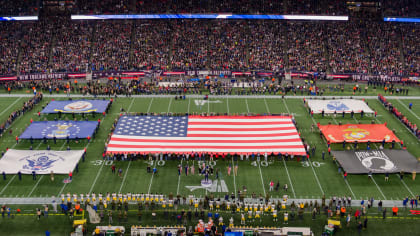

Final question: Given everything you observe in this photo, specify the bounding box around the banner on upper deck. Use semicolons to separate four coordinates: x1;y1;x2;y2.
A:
41;100;110;114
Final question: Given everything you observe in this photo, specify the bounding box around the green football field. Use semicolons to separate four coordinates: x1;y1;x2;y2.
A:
0;95;419;202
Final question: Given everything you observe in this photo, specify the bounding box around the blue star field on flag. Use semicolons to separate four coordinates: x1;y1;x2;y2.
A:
115;116;189;137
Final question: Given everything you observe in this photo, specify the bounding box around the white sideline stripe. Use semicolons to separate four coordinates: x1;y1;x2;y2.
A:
282;159;296;198
118;161;131;193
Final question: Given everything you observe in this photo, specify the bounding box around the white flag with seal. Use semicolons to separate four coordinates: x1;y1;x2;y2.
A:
0;149;84;174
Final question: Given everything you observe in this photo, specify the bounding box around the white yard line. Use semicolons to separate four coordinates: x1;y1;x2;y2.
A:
0;112;45;196
264;98;270;114
268;97;296;197
27;175;44;197
397;99;420;122
208;98;210;114
282;159;296;198
353;117;387;200
372;111;416;198
0;97;21;117
245;98;250;113
147;161;158;194
398;174;415;198
371;176;386;199
176;160;183;195
118;161;131;193
307;159;325;196
232;159;237;198
330;117;357;199
226;97;230;114
88;161;105;194
282;99;291;114
187;97;191;114
0;175;16;195
285;100;325;196
56;140;78;196
258;161;266;196
127;97;135;113
167;97;172;113
146;97;154;113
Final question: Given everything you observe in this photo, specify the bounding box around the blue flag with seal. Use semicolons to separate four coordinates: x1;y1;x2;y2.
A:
0;149;84;174
41;100;110;114
19;121;97;139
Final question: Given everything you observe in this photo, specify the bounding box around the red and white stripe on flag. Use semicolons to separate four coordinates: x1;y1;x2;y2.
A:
107;116;306;155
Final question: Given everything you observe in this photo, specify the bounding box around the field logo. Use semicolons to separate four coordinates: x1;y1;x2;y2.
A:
20;152;64;172
342;126;369;140
186;179;228;192
194;100;222;106
64;101;93;112
327;101;349;111
355;150;397;172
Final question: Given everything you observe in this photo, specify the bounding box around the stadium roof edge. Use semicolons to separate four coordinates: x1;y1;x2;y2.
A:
71;14;349;21
384;17;420;23
0;16;38;21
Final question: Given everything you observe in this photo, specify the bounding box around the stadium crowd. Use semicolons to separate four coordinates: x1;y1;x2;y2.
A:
0;20;416;76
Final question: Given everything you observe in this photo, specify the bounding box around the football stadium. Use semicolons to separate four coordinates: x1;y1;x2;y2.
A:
0;1;419;235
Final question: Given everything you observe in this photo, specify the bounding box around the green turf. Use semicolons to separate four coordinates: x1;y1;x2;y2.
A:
0;96;418;201
0;95;420;235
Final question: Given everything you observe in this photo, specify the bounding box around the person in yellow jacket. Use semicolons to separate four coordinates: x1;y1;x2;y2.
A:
284;211;289;224
241;213;246;225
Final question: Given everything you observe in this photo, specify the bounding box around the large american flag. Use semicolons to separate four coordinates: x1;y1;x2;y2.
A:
107;115;306;155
